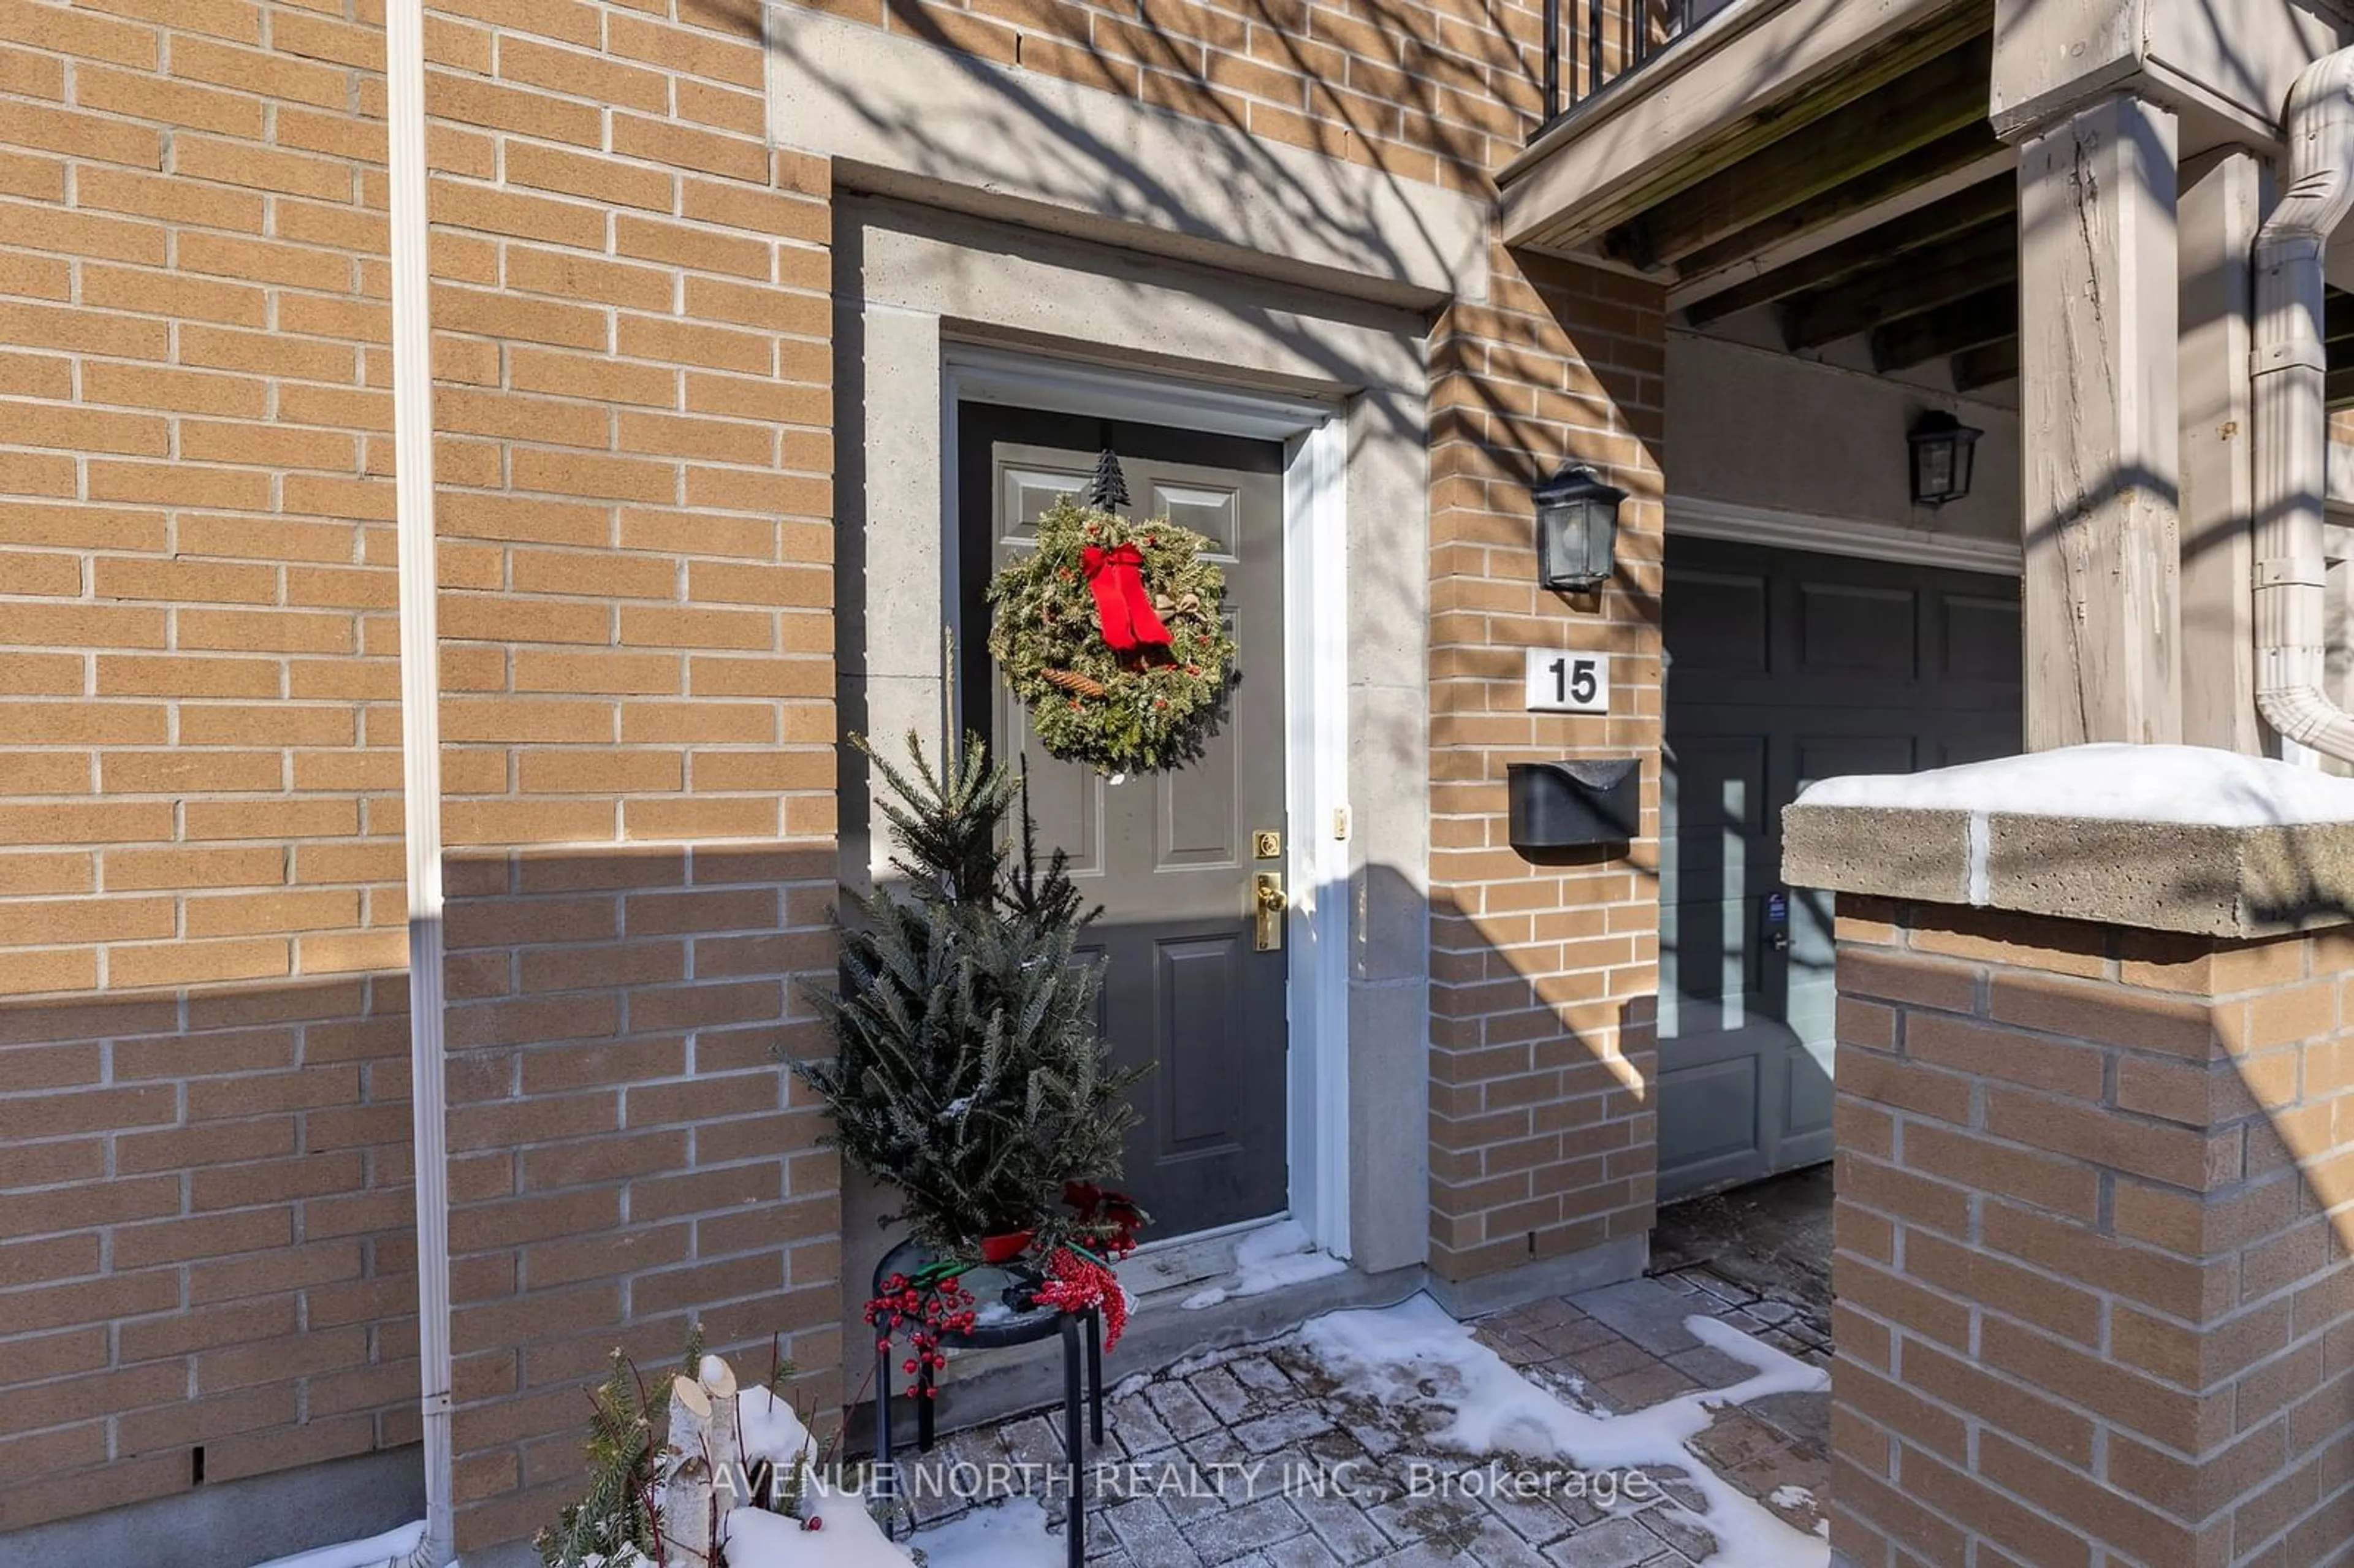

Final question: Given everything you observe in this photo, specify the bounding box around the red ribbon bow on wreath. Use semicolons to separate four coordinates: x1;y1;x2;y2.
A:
1080;543;1173;653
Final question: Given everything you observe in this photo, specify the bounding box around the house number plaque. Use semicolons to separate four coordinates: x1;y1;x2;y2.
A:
1525;649;1610;714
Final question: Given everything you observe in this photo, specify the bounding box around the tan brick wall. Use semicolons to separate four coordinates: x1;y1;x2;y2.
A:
0;0;842;1543
0;0;414;1531
779;0;1649;194
1425;250;1664;1282
1832;899;2354;1567
407;0;842;1549
788;0;1545;196
440;844;840;1550
422;3;835;853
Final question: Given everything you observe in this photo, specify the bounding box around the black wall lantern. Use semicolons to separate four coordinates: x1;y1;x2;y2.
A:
1908;410;1983;508
1532;463;1626;593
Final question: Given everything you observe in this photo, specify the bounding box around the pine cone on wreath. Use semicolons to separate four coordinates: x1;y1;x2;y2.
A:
1041;667;1110;699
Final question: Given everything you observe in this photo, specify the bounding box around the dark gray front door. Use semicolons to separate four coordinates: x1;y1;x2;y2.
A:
959;406;1289;1239
1659;535;2021;1200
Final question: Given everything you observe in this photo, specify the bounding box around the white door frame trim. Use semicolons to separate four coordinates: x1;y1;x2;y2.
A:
1669;493;2025;575
941;345;1355;1259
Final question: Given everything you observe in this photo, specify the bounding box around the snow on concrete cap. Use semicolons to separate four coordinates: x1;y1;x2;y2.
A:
1785;744;2354;937
1796;744;2354;826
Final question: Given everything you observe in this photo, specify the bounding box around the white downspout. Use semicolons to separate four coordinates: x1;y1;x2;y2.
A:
387;0;455;1562
2255;46;2354;764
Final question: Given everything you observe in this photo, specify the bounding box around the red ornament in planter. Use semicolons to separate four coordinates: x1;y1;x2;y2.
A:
978;1230;1035;1265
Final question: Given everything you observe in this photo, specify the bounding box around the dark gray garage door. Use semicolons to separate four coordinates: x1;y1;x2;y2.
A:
1658;535;2022;1201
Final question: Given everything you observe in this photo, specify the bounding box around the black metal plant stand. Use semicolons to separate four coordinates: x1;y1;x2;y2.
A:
870;1238;1103;1568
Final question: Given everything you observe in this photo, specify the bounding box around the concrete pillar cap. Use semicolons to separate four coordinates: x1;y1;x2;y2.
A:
1781;744;2354;937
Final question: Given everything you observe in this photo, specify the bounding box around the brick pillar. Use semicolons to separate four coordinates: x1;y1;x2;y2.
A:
1788;781;2354;1568
1425;248;1665;1293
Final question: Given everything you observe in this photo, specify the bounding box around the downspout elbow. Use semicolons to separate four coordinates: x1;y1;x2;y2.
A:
2257;670;2354;758
2253;46;2354;766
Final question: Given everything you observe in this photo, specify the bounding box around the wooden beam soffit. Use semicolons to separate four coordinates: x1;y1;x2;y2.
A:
1614;32;1997;270
1503;0;1994;254
1951;336;2020;392
1674;121;2005;281
1780;216;2017;349
1681;175;2015;326
1871;281;2017;370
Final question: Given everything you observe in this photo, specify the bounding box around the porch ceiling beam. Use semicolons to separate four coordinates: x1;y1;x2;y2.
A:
1672;146;2019;308
1681;175;2015;327
1500;0;1992;255
1870;282;2017;371
1673;121;2007;283
1780;216;2018;350
1950;337;2019;394
1615;33;1997;272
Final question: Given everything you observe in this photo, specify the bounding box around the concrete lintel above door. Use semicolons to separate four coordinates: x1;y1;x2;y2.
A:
1669;495;2023;576
948;345;1339;444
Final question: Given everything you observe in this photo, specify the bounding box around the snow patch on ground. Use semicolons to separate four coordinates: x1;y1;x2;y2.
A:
1179;1220;1348;1310
906;1498;1065;1566
246;1522;427;1568
1796;742;2354;826
722;1488;905;1567
1300;1293;1830;1568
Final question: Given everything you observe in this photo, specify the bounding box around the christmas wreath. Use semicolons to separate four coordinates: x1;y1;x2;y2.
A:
987;460;1239;776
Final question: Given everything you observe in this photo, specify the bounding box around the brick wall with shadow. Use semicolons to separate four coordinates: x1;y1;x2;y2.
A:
438;842;844;1553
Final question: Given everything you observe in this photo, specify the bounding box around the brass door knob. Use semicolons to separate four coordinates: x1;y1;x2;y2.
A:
1252;873;1287;951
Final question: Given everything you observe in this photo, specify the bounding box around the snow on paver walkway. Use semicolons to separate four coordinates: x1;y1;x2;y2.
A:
905;1265;1835;1567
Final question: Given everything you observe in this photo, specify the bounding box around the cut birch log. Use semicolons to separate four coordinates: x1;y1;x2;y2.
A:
699;1356;744;1520
662;1374;716;1567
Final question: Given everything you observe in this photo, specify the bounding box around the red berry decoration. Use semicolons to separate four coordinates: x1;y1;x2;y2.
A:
1032;1244;1129;1351
865;1267;981;1400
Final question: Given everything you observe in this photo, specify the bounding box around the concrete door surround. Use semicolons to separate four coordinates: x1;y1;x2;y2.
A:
832;199;1434;1313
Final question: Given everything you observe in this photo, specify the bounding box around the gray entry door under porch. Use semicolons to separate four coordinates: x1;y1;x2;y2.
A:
958;405;1290;1241
1658;535;2022;1201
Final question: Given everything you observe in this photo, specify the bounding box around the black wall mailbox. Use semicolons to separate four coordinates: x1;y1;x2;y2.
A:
1507;758;1640;854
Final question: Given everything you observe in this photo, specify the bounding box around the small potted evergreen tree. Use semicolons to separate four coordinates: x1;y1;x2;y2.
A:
788;733;1148;1350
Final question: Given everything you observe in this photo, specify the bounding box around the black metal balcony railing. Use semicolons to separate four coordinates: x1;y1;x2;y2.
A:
1537;0;1727;137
